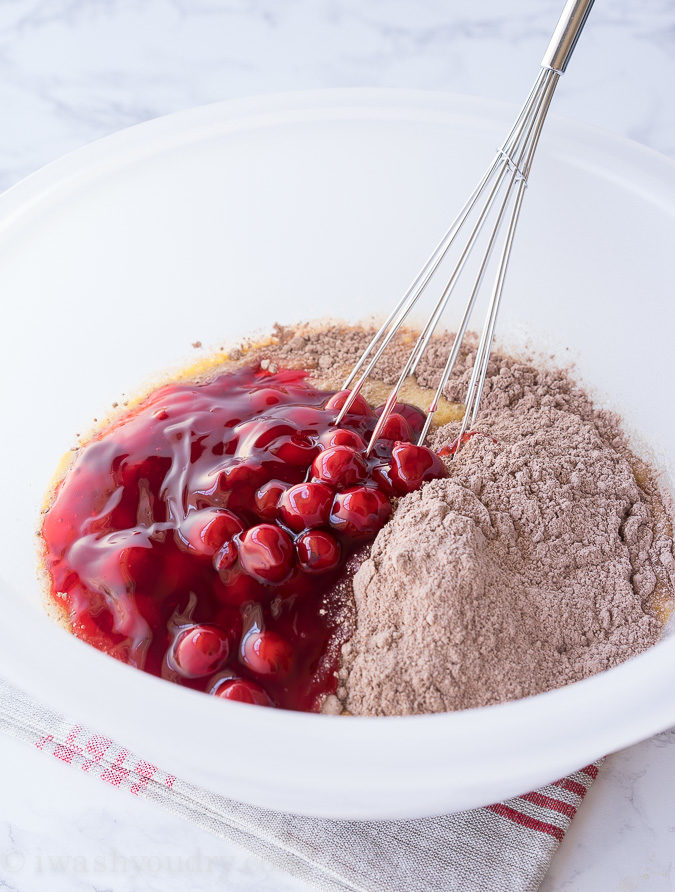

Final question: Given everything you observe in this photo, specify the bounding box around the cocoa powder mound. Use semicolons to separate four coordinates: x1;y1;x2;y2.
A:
251;323;675;715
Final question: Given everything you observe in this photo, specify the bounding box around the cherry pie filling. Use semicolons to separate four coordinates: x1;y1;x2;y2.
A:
41;364;447;711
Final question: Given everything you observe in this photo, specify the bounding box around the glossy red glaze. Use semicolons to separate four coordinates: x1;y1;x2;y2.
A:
41;363;446;711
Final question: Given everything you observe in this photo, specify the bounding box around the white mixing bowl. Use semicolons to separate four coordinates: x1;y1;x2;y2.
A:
0;90;673;819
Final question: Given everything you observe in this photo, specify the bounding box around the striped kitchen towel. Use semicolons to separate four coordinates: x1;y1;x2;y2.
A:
0;680;597;892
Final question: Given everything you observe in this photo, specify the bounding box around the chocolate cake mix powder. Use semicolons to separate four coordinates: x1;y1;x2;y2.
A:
250;323;675;716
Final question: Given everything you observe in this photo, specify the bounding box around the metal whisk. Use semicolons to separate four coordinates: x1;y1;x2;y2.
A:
336;0;595;454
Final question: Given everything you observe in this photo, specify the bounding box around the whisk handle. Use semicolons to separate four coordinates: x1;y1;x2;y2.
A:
541;0;595;73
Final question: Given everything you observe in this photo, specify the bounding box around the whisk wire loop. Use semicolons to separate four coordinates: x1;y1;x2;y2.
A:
335;71;549;429
456;69;560;446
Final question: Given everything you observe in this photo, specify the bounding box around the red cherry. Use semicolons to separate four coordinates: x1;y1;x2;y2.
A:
311;445;367;489
213;539;238;573
319;428;367;451
377;402;426;435
238;524;294;583
241;630;293;675
378;412;412;442
389;442;448;494
214;678;273;706
180;508;244;557
330;486;392;538
296;530;341;573
253;480;289;520
270;434;318;466
279;482;334;532
371;463;397;496
172;624;229;678
325;390;373;417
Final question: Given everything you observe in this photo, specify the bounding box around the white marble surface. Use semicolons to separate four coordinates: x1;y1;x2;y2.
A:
0;0;674;889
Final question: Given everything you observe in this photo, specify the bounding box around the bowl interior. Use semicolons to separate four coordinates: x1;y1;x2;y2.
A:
0;90;674;818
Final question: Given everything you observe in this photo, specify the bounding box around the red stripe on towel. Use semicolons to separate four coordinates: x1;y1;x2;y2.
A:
486;803;565;841
520;791;577;819
553;778;588;798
